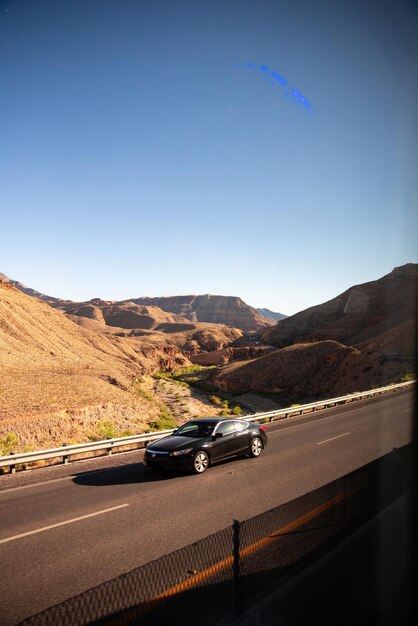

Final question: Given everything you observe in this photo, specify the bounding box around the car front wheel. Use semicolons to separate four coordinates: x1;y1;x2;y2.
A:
193;450;209;474
250;437;263;457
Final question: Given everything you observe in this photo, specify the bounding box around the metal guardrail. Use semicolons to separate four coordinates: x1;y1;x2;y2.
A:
0;380;414;473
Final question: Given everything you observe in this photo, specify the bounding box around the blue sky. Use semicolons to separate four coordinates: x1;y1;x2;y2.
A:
1;0;417;315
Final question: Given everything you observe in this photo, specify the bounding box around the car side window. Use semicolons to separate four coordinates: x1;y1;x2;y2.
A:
216;421;237;435
233;421;248;432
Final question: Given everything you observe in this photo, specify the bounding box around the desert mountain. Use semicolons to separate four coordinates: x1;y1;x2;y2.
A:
3;273;275;333
257;308;287;321
0;280;199;448
210;265;416;403
55;299;194;332
122;295;275;332
0;281;248;450
262;264;417;354
2;265;415;451
0;272;59;303
52;298;243;355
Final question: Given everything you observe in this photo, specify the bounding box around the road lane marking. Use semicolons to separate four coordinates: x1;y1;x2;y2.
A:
267;400;396;435
0;475;74;495
0;459;144;495
152;488;356;601
316;432;350;445
0;504;129;545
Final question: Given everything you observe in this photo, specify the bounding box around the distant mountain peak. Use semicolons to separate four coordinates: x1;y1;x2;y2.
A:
2;273;277;332
257;308;287;321
0;273;60;303
125;294;275;332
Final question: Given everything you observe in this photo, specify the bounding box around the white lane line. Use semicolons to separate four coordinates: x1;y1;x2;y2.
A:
267;399;392;435
316;433;350;445
0;475;74;495
403;409;411;413
0;504;129;545
0;460;142;495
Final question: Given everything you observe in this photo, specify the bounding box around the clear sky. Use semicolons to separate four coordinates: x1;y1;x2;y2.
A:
1;0;417;315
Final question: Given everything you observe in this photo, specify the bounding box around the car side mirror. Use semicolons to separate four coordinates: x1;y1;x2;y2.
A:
213;432;223;439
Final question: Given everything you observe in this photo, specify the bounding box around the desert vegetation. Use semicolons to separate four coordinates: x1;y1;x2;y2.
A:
0;432;19;456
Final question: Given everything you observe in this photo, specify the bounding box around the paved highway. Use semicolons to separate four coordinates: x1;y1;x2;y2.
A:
0;389;413;625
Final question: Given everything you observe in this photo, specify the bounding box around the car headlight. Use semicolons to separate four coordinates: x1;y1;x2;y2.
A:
170;448;193;457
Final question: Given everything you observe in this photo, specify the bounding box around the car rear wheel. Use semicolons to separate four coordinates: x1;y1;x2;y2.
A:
193;450;209;474
250;437;263;457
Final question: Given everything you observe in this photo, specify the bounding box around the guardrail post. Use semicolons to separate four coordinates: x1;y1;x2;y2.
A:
107;439;112;456
9;452;16;474
62;443;69;464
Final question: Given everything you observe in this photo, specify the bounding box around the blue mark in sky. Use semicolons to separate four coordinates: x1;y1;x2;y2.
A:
271;71;287;86
244;62;312;110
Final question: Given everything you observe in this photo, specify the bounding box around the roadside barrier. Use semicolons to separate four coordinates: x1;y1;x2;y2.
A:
0;380;413;474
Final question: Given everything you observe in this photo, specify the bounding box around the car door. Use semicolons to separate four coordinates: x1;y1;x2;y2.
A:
210;420;238;461
232;420;251;453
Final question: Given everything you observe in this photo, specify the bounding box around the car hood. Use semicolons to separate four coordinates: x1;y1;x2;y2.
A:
148;435;204;451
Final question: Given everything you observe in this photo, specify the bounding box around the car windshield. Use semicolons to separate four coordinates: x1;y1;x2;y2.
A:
175;421;215;438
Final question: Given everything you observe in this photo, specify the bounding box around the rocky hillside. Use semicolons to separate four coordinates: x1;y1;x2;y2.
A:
209;265;416;403
210;341;382;401
52;297;243;356
190;345;274;366
0;281;248;450
0;272;59;303
55;299;193;332
2;265;415;450
0;281;196;448
2;273;275;332
124;294;275;332
262;264;417;354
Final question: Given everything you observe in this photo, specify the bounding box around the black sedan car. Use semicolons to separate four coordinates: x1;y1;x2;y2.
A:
144;417;267;474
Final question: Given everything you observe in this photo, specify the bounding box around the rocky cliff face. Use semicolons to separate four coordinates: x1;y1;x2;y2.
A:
52;298;243;355
262;264;417;354
126;294;275;332
54;300;191;331
2;273;275;333
208;265;417;404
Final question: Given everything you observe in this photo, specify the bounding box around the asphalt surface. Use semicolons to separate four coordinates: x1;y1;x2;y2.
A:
0;389;413;625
